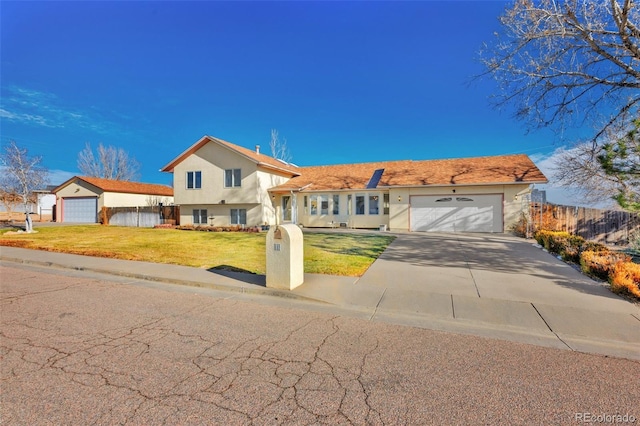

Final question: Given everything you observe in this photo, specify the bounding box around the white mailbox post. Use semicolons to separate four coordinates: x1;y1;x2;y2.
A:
266;224;304;290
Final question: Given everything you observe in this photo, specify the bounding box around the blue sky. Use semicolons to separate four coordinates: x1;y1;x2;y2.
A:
1;1;599;205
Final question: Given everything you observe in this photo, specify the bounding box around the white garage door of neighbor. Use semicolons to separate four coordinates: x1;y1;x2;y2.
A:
63;197;98;223
410;194;503;232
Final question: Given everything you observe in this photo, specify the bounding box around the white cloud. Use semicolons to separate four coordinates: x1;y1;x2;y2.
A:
0;86;115;134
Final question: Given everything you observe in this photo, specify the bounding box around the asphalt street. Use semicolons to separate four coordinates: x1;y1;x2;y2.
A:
1;263;639;425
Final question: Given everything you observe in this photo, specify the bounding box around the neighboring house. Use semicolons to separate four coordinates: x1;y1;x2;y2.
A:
33;185;57;221
161;135;548;233
52;176;174;223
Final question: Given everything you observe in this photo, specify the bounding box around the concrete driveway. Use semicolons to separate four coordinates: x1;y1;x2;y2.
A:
359;233;634;308
348;232;640;358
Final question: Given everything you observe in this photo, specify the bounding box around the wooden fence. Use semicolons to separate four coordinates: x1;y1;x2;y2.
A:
101;206;180;227
529;203;640;245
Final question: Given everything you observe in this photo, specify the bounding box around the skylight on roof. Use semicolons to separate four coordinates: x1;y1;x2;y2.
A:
366;168;385;189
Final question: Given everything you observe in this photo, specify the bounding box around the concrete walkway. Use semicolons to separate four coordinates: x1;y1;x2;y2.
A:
2;232;639;361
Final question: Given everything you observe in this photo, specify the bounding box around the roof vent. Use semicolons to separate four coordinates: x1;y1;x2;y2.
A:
255;145;260;155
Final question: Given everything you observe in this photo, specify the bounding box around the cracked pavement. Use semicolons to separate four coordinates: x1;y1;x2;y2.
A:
1;264;639;425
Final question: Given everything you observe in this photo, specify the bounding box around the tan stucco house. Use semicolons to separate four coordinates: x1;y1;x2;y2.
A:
161;135;548;233
52;176;174;223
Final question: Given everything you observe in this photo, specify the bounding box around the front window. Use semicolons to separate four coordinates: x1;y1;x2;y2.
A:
193;208;207;224
333;195;340;215
369;195;379;215
347;194;353;215
230;208;247;225
355;195;365;215
187;171;202;189
310;195;318;215
320;195;328;215
224;169;242;188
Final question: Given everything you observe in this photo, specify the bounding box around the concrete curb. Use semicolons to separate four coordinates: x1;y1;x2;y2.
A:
0;254;327;305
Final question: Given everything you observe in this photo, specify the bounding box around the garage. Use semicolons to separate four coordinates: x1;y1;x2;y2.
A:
410;194;503;232
62;197;98;223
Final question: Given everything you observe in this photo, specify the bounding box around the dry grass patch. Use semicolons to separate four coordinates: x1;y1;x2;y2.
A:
0;226;394;276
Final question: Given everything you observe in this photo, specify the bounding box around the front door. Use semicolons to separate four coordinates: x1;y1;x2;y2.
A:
282;196;292;222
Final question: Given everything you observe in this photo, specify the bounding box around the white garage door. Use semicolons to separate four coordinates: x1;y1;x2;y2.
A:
410;195;503;232
63;197;98;223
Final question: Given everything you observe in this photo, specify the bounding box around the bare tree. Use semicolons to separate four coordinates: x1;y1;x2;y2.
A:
480;0;639;141
145;195;170;206
78;142;140;181
269;129;292;163
552;142;621;206
0;141;48;232
0;190;22;220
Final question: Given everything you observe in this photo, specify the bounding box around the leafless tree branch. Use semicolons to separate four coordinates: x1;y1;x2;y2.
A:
0;141;48;231
77;142;140;181
479;0;639;139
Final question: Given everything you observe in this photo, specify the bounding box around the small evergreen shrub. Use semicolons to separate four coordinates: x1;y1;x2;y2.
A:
610;261;640;299
580;250;630;281
534;230;584;262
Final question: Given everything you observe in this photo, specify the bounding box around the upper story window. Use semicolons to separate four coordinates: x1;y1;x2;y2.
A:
186;171;202;189
225;169;241;188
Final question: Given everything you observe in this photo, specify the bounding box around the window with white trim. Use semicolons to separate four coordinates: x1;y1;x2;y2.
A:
310;195;318;215
186;171;202;189
355;195;365;215
193;208;207;224
332;195;340;215
224;169;242;188
230;208;247;225
320;195;328;215
369;195;379;215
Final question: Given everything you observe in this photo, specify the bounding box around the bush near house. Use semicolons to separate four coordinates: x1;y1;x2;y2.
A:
534;230;586;262
534;230;639;301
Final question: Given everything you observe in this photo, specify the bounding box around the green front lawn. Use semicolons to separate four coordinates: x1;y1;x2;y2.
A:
0;226;394;276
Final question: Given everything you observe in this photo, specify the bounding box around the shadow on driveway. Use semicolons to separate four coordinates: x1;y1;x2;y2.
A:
378;232;626;301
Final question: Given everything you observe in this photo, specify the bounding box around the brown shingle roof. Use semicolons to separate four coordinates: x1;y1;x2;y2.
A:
270;154;547;191
161;135;300;176
53;176;173;197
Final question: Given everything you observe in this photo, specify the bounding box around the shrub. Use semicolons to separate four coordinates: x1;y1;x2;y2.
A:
580;241;610;254
534;230;562;250
534;230;585;262
580;250;631;281
561;234;586;263
510;213;530;238
610;261;640;299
